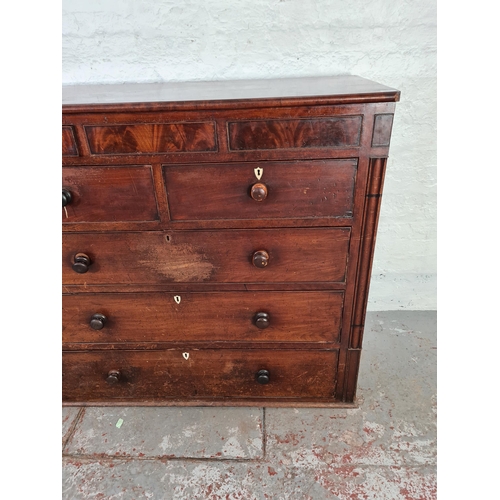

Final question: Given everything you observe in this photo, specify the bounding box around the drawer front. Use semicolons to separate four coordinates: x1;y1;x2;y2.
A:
63;228;350;284
228;116;362;151
164;160;356;221
85;122;217;155
63;291;343;344
62;349;338;402
62;166;159;223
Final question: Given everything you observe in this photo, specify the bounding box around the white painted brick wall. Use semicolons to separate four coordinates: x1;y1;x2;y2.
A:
62;0;437;310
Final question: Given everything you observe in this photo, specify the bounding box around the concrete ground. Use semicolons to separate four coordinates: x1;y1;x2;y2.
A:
62;311;437;499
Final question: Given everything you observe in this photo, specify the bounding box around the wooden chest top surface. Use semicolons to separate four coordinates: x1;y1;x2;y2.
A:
63;75;400;111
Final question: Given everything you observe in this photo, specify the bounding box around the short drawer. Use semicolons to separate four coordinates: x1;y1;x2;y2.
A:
62;349;338;402
163;160;356;221
62;166;159;223
63;228;350;284
63;291;344;344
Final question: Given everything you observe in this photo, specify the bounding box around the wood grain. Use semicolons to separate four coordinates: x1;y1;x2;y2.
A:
85;122;217;154
372;114;394;147
62;291;344;344
350;157;387;349
62;126;78;156
228;116;361;151
62;228;351;285
62;75;400;112
62;349;339;403
62;166;159;223
61;76;400;406
164;159;357;221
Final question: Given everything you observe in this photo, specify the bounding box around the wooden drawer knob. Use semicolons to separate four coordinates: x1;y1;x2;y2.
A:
72;253;91;274
252;250;269;268
250;183;268;202
62;189;72;207
254;312;270;329
90;313;107;330
106;370;121;384
256;369;270;384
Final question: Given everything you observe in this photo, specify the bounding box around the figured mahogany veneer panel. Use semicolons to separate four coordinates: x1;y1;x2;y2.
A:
372;114;394;147
62;166;159;223
62;349;338;402
63;291;343;344
62;228;350;285
228;116;362;151
62;126;78;156
85;122;217;154
164;160;356;221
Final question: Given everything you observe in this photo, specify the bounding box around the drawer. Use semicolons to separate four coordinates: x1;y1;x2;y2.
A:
228;116;362;151
163;160;356;221
63;228;350;284
84;122;217;154
62;349;338;402
63;291;344;344
62;166;159;223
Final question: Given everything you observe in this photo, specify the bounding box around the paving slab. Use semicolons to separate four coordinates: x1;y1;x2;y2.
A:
265;311;437;468
64;407;263;459
63;407;82;445
62;457;436;500
62;311;437;499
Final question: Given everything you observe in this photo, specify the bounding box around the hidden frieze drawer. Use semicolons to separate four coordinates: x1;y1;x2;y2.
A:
62;75;400;407
84;121;217;155
227;116;362;151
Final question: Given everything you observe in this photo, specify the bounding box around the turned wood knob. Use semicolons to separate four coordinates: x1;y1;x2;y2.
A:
90;313;107;330
106;370;120;384
254;312;270;329
252;250;269;268
62;189;72;207
250;183;268;202
256;369;270;384
72;253;91;274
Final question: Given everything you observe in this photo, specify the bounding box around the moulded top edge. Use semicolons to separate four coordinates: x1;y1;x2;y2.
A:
62;75;400;111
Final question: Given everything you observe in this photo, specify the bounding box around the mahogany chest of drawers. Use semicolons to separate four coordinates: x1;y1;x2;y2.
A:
62;76;400;407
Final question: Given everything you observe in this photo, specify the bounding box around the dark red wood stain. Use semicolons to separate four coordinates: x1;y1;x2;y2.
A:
62;76;399;406
372;114;394;147
85;122;217;154
62;228;350;285
163;160;357;221
62;291;344;344
62;126;78;156
62;166;159;223
228;116;362;151
62;349;339;402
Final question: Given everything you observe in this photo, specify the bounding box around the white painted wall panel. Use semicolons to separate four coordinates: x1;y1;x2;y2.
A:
62;0;437;310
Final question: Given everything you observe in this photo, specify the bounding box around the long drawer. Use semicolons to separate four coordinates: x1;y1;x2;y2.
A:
63;228;350;284
62;291;344;344
62;349;338;403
